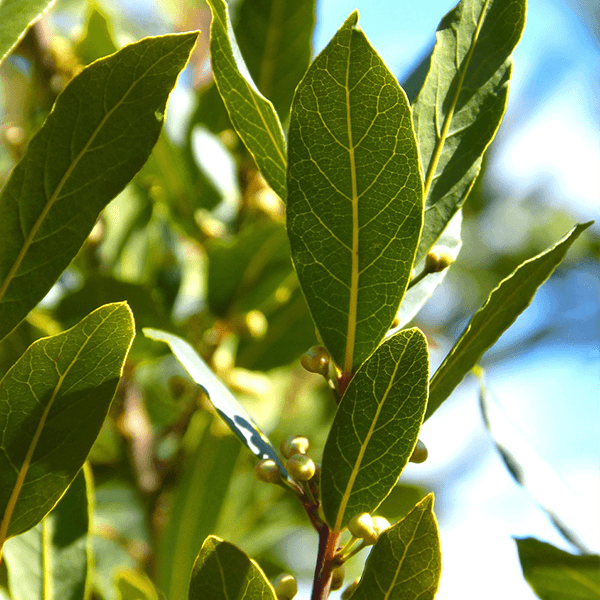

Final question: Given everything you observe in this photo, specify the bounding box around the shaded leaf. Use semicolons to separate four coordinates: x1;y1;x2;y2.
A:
235;0;316;120
0;32;198;342
157;416;241;600
426;221;593;421
413;0;526;263
515;537;600;600
206;0;287;199
0;302;135;544
321;328;429;533
351;494;441;600
188;536;277;600
3;466;92;600
0;0;55;65
116;569;161;600
287;12;423;376
143;329;289;480
74;3;118;64
477;371;593;553
91;535;136;600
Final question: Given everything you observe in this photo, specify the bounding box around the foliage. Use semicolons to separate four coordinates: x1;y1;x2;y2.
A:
0;0;595;599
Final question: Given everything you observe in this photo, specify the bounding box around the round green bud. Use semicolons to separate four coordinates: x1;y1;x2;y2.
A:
425;247;454;273
341;578;360;599
285;453;316;481
409;439;429;464
372;516;391;537
254;459;281;484
330;565;346;591
274;574;298;600
280;435;310;459
300;345;330;376
347;513;375;540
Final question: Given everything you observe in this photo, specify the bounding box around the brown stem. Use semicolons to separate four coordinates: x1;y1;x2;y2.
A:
311;526;340;600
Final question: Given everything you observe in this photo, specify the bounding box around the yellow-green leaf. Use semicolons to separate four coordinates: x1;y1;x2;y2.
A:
287;12;423;376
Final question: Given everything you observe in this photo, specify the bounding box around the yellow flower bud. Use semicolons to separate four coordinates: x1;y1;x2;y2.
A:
274;574;298;600
285;453;316;481
409;439;428;464
347;513;375;540
300;345;330;376
280;435;310;459
372;515;391;536
254;459;281;484
425;247;454;273
330;565;345;591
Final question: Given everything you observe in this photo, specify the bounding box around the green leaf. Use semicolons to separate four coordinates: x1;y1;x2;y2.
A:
142;329;290;480
205;0;287;200
477;371;593;553
413;0;526;263
0;302;135;547
515;538;600;600
3;466;92;600
74;3;118;64
287;12;423;376
188;536;277;600
157;416;241;600
234;0;316;120
426;221;593;421
115;569;161;600
91;535;137;600
0;0;55;65
351;494;442;600
0;31;198;343
321;328;429;533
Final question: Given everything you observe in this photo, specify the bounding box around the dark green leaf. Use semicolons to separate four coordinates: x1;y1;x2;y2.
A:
516;537;600;600
234;0;316;120
157;416;241;600
206;0;287;199
413;0;526;262
0;302;135;545
351;494;441;600
143;329;290;481
321;328;429;533
0;0;55;64
3;466;91;600
477;371;592;553
188;536;277;600
0;32;198;342
287;12;423;376
426;221;593;421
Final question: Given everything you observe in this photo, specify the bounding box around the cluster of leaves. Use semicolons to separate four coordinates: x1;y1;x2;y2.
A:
0;0;597;599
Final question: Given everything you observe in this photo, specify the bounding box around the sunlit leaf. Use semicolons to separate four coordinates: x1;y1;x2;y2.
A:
188;536;277;600
516;537;600;600
321;328;429;533
74;3;118;64
0;32;198;342
426;221;593;421
143;328;289;480
0;0;55;65
3;466;92;600
115;569;161;600
413;0;526;262
0;303;135;546
206;0;287;199
287;12;423;376
234;0;316;120
351;494;441;600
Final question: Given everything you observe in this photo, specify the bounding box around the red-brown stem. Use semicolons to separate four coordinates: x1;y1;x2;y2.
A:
311;525;340;600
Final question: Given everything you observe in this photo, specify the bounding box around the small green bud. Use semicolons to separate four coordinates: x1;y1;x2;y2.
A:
286;453;316;481
347;513;375;540
341;578;360;599
274;574;298;599
409;439;428;464
254;459;281;484
330;565;345;591
300;345;330;376
280;435;310;459
425;247;454;273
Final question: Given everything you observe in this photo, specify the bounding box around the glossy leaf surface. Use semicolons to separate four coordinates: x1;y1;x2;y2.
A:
188;536;277;600
0;32;197;342
351;494;441;600
413;0;526;262
321;328;429;533
3;467;91;600
235;0;316;120
206;0;287;199
287;12;423;375
0;303;135;543
0;0;55;64
143;329;289;479
426;221;593;421
516;538;600;600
